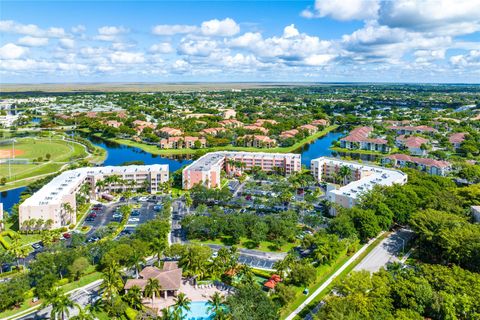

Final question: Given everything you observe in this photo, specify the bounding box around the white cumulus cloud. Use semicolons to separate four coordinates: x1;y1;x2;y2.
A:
0;43;28;59
152;24;198;36
201;18;240;37
110;51;145;64
302;0;379;21
149;42;174;53
18;36;49;47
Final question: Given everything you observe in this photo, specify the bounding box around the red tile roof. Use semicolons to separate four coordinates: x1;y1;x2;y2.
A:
386;154;451;168
449;132;466;144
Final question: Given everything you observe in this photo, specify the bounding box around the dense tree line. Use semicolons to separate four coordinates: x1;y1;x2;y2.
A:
318;264;480;320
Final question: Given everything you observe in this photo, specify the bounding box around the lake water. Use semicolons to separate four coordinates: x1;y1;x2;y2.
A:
1;129;378;211
0;187;26;214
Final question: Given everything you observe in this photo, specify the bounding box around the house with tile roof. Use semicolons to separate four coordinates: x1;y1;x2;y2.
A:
383;154;452;176
340;126;390;153
396;135;429;156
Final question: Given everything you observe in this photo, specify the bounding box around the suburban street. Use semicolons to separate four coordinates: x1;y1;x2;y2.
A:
353;228;413;273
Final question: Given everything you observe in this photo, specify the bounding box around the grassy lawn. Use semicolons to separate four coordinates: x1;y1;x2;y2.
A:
290;232;390;319
96;125;339;156
190;236;298;253
0;137;88;183
2;221;41;247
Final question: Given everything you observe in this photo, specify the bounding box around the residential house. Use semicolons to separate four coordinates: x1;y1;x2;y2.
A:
105;120;122;128
200;127;227;136
340;127;390;153
387;125;437;135
299;124;318;135
311;119;329;127
254;119;278;127
219;119;243;128
160;136;206;149
244;125;269;134
237;135;277;148
222;109;236;119
280;129;299;140
396;135;429;156
383;154;452;176
449;132;467;149
158;127;183;137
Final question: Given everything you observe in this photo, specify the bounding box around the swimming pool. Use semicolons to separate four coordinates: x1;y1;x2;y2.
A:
182;301;213;320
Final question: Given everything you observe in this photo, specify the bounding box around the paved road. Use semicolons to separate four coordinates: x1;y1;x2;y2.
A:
353;228;413;273
14;280;102;320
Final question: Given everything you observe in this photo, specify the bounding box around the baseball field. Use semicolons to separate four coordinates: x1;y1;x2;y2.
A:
0;137;88;187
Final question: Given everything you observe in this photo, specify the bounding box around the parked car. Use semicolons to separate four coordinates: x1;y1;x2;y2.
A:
131;210;140;216
128;218;140;223
89;212;97;218
138;196;148;202
153;205;163;212
32;242;43;250
63;233;71;239
85;216;95;222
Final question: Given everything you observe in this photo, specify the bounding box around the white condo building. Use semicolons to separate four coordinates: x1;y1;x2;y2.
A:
311;157;407;214
19;164;169;229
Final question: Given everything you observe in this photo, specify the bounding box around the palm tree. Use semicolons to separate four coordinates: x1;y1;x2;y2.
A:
160;307;177;320
45;219;54;230
41;288;74;320
150;237;167;265
61;203;75;225
70;303;95;320
100;260;124;308
144;278;162;308
338;165;352;186
123;285;144;310
206;292;224;317
173;292;191;316
130;250;146;279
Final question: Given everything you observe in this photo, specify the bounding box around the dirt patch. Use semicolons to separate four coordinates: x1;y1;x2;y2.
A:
0;149;25;159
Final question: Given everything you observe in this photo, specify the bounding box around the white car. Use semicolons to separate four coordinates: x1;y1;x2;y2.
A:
138;196;148;202
128;218;140;223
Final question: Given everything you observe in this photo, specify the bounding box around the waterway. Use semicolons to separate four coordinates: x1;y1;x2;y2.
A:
1;129;378;212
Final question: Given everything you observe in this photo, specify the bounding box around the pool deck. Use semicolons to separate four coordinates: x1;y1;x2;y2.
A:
145;281;231;313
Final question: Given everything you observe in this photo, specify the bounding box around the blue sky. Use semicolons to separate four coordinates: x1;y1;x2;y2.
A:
0;0;479;83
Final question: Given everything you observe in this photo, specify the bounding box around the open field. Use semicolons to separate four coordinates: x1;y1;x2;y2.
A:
0;82;322;93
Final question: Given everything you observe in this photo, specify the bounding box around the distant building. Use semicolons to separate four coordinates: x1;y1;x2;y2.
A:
387;125;437;135
158;127;183;137
219;119;243;128
299;124;318;135
396;135;429;156
244;125;269;134
222;109;237;119
19;164;169;229
237;135;277;148
311;157;407;214
340;127;390;153
200;127;227;136
105;120;122;128
254;119;278;126
382;154;452;176
160;136;206;149
280;129;299;140
182;151;301;189
0;115;19;127
311;119;329;127
449;132;467;149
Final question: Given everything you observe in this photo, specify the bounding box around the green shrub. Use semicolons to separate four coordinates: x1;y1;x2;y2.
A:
56;278;69;286
125;307;138;320
0;236;11;250
68;224;75;230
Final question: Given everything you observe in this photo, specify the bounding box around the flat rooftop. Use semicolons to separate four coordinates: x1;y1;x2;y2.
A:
21;164;168;207
312;157;407;200
183;151;301;172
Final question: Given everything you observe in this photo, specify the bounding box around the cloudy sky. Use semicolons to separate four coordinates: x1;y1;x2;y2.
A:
1;0;479;83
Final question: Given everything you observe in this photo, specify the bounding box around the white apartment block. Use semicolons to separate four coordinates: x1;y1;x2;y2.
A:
0;115;19;127
182;151;301;189
311;157;407;214
19;164;169;230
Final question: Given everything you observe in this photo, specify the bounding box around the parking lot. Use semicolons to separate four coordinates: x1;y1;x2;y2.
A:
237;255;276;269
82;196;165;241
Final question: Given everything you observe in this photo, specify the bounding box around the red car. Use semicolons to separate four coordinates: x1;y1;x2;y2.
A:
63;233;71;239
89;212;97;218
